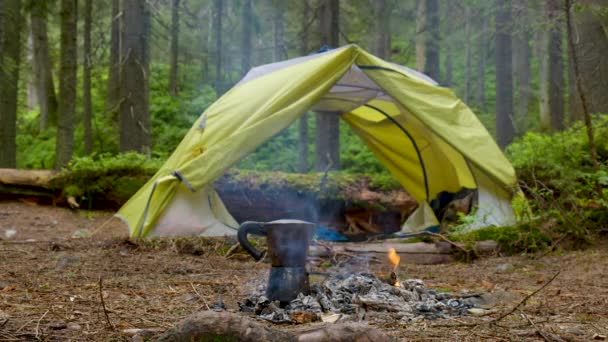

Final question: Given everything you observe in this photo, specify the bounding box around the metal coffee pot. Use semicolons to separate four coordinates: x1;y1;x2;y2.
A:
238;219;315;304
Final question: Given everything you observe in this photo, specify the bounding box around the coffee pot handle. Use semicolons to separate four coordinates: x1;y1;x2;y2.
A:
237;221;267;261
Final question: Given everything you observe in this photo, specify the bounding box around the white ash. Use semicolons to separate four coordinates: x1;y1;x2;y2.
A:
239;272;479;324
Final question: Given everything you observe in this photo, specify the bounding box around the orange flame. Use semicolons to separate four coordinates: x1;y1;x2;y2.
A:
388;248;401;286
388;248;400;271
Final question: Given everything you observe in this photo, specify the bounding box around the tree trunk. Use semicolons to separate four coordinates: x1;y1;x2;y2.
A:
83;0;92;154
272;0;286;62
119;0;151;154
316;0;340;172
463;5;472;101
547;0;564;131
373;0;390;60
298;0;310;173
566;0;601;183
415;0;426;72
443;1;453;87
538;1;551;131
30;0;58;129
106;0;120;121
55;0;77;169
424;0;439;81
495;0;515;149
568;0;608;118
475;15;488;111
212;0;223;93
0;0;22;168
512;0;532;128
168;0;179;96
26;32;37;111
241;0;252;76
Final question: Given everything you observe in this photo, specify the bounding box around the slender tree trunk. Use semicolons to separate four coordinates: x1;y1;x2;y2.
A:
273;0;286;61
168;0;179;96
212;0;223;92
463;5;472;101
316;0;340;171
424;0;439;81
241;0;252;76
512;0;531;128
537;1;551;130
119;0;151;154
565;0;600;180
415;0;426;72
30;0;58;129
106;0;120;121
0;0;22;168
495;0;515;149
373;0;390;60
83;0;92;154
475;15;488;111
298;0;310;173
26;32;37;111
443;1;453;87
547;0;564;131
55;0;78;168
568;0;608;118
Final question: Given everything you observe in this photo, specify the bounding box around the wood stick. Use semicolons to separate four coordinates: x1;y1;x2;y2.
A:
98;277;114;330
433;270;561;328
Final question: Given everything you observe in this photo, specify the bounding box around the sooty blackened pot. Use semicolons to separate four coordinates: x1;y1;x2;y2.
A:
238;219;315;304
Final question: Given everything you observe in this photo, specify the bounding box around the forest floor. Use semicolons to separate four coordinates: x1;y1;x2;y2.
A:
0;200;607;341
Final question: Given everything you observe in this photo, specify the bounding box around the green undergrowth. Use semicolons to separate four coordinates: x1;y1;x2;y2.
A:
450;223;552;255
505;115;608;248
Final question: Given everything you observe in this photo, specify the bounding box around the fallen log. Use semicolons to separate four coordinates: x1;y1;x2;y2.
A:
309;240;499;265
155;310;392;342
0;168;56;188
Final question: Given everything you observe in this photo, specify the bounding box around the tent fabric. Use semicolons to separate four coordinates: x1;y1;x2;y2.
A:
116;45;519;238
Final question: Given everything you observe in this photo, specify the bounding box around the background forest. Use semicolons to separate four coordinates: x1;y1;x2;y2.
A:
0;0;607;240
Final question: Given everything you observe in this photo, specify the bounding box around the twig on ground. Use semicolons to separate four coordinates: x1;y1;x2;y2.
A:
35;310;49;339
224;242;240;258
521;313;556;342
433;270;561;328
190;282;210;310
490;271;560;324
98;277;114;330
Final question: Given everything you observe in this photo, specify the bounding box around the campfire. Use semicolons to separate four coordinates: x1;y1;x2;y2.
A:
387;247;401;287
239;247;480;325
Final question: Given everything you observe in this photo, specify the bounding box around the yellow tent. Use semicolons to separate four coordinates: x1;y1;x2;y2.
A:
116;45;519;238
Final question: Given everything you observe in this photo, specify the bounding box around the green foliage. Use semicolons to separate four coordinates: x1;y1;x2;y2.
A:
451;224;552;255
506;116;608;245
51;153;162;207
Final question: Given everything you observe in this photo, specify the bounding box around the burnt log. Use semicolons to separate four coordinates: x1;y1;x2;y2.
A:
156;311;392;342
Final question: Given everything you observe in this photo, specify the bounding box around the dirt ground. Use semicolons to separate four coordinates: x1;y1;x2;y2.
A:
1;201;607;341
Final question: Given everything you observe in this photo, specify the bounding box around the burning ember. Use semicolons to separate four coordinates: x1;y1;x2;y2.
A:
239;272;480;324
387;247;401;287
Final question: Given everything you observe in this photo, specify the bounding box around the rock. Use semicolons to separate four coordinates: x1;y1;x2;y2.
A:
55;256;81;270
182;292;199;304
0;309;9;324
71;229;92;238
320;313;342;323
593;334;607;340
563;327;585;336
132;335;144;342
4;228;17;239
67;322;82;331
467;308;490;316
496;263;513;273
48;320;67;330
